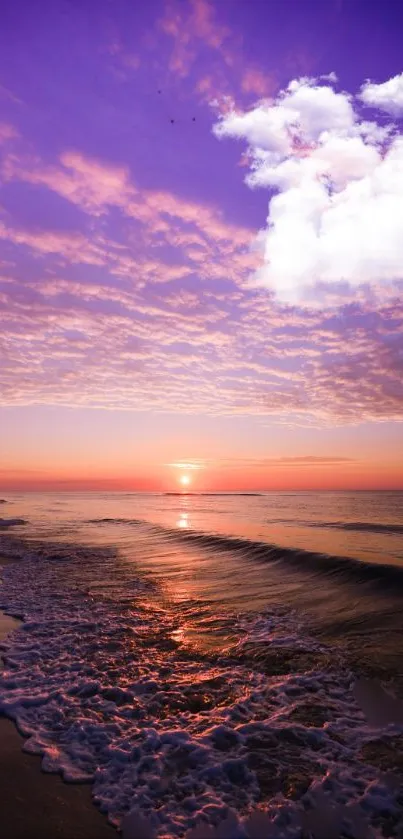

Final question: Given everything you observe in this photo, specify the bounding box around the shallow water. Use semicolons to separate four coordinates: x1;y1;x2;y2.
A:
3;490;403;565
0;492;403;837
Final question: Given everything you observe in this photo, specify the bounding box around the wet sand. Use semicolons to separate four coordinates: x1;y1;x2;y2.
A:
0;558;116;839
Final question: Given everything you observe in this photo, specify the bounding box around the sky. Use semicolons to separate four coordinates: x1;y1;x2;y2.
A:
1;0;403;492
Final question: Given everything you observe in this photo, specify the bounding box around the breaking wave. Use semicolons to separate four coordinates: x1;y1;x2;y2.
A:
88;517;403;591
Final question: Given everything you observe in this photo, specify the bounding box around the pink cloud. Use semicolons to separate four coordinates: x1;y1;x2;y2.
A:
2;151;131;215
0;222;105;265
159;0;231;68
1;149;402;425
2;252;402;423
240;68;277;99
190;0;230;50
2;149;259;285
157;0;277;110
195;74;230;103
158;3;196;77
0;122;18;144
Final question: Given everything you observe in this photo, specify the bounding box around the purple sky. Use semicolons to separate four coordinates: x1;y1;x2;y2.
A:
1;0;403;490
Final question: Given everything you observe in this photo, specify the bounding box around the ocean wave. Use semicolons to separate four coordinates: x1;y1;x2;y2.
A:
325;520;403;534
88;517;144;525
269;518;403;535
181;529;403;588
0;518;27;529
0;538;402;838
87;516;403;591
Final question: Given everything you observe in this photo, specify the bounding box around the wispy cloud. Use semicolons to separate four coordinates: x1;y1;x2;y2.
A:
166;460;206;469
1;149;259;286
157;0;276;108
274;456;355;464
0;221;105;265
0;110;402;425
167;456;357;471
158;0;232;78
240;68;276;99
0;122;18;144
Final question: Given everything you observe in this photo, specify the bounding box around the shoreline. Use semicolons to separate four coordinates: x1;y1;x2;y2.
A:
0;557;116;839
1;531;403;837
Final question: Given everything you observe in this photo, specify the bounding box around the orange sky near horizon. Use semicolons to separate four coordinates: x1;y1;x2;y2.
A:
2;405;403;493
1;456;403;492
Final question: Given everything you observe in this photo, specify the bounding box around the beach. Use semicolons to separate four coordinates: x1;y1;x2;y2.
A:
0;491;403;838
0;558;115;839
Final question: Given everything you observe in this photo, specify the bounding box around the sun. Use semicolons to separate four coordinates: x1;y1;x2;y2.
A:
179;474;191;487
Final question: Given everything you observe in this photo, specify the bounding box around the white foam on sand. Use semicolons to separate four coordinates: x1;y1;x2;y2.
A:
0;542;402;839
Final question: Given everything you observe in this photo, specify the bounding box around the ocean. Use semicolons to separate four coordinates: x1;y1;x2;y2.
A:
0;491;403;838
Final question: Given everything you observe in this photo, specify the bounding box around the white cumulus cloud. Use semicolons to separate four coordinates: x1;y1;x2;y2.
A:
360;72;403;116
213;74;403;303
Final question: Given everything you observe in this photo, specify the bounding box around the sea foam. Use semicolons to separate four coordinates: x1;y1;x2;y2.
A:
0;539;402;838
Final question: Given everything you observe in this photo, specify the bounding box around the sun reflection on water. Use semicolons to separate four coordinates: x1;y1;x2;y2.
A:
177;512;190;529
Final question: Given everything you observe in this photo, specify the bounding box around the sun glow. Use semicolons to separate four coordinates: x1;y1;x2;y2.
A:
179;474;191;487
